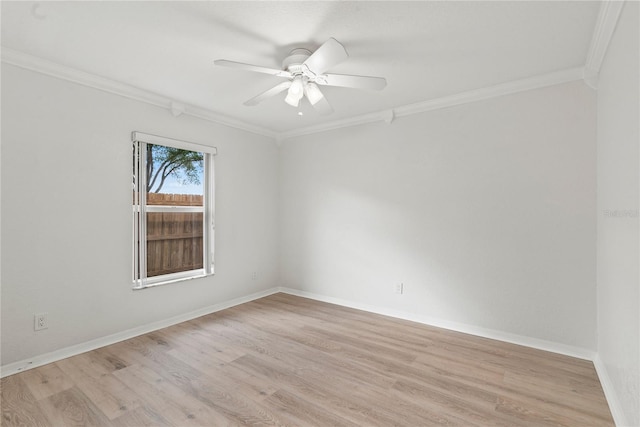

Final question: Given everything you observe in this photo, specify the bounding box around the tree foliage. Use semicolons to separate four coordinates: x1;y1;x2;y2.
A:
146;144;203;193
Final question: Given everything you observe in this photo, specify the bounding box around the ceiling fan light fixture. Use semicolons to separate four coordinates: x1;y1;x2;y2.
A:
285;76;304;107
216;37;386;114
290;76;304;95
304;82;324;105
284;90;301;107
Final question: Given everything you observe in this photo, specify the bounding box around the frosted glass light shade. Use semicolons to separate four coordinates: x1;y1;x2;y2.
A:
305;82;324;105
285;76;304;107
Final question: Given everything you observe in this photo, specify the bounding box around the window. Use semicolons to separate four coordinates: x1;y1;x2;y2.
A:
132;132;216;289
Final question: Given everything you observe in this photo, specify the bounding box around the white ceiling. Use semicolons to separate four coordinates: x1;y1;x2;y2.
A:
1;1;601;135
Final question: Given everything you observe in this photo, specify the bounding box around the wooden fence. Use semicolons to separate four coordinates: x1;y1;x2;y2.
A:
147;193;203;207
138;193;204;277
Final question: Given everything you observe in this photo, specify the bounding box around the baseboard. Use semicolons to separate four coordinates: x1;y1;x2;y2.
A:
4;285;620;423
1;285;597;375
593;354;630;427
0;287;281;378
277;287;596;361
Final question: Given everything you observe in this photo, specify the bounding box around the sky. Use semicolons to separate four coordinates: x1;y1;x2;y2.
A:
158;175;203;195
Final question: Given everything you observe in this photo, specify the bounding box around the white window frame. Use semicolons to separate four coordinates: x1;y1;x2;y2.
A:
132;131;216;289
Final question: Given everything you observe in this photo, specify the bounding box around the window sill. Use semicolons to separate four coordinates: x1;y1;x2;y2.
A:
132;271;214;290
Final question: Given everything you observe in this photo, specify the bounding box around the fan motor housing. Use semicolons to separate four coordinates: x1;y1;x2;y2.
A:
283;48;311;74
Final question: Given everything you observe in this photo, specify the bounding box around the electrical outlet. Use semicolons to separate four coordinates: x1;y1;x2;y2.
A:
34;313;48;331
395;283;404;294
251;271;257;280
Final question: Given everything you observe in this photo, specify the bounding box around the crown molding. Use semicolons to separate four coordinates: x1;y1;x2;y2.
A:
277;109;387;141
1;47;278;140
394;67;585;117
279;67;585;141
2;47;587;143
584;0;625;89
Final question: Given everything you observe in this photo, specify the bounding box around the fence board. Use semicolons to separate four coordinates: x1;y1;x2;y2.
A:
147;193;203;206
135;193;205;278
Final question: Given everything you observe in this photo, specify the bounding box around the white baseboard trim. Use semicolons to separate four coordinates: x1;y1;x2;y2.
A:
0;287;281;378
4;286;621;423
277;287;596;361
1;286;600;376
593;354;629;427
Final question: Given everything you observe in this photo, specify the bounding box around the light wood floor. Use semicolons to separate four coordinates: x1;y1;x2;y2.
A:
2;293;614;426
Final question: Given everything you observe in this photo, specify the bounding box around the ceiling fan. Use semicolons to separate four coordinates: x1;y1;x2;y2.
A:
214;38;387;115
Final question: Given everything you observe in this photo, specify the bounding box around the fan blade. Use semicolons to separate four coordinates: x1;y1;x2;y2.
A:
317;73;387;90
311;95;334;116
302;38;348;75
214;59;291;78
244;81;292;106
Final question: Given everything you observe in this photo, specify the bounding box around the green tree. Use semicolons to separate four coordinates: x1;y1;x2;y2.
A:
146;144;203;193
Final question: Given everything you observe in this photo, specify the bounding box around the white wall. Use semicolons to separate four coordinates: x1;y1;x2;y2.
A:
596;2;640;426
2;19;635;423
280;81;597;351
1;64;279;365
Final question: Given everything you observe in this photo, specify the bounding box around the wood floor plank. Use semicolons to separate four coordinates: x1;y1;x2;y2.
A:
37;386;113;427
19;363;74;400
165;344;280;402
263;388;359;427
112;363;232;426
494;395;609;427
1;375;51;427
89;348;131;373
110;404;174;427
159;322;246;363
391;378;515;427
108;337;286;426
1;293;614;427
55;353;142;420
502;368;614;418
